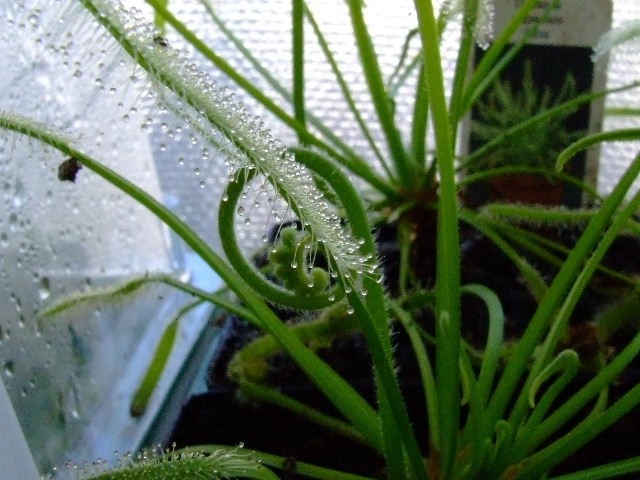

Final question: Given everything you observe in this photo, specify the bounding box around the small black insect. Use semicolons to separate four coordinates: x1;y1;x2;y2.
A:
58;157;82;182
153;35;169;48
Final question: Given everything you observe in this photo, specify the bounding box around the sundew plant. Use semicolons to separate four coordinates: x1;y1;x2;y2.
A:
3;0;640;479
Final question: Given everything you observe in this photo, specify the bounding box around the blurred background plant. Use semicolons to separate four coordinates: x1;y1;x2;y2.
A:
469;61;582;171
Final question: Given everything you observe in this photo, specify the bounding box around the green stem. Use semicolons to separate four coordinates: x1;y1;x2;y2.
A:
345;0;418;187
218;170;344;309
557;128;640;170
480;210;639;287
413;2;461;477
39;273;260;325
292;0;306;135
448;0;479;133
393;302;440;451
485;153;640;430
508;185;640;432
130;299;202;417
152;0;168;30
302;1;391;177
410;65;429;167
518;380;640;478
547;456;640;480
238;379;368;447
512;178;640;430
293;148;428;480
197;445;379;480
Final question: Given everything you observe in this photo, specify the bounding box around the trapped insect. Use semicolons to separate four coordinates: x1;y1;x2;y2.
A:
57;157;82;182
153;35;169;48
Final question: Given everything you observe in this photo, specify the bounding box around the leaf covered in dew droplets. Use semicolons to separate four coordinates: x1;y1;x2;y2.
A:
474;0;495;50
44;445;279;480
592;19;640;61
1;0;378;289
72;0;377;283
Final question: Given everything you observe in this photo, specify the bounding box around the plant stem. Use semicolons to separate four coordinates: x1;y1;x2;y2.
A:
448;0;479;134
293;148;428;480
197;445;379;480
292;0;306;136
238;379;368;447
302;1;391;176
411;65;429;167
345;0;418;187
413;2;461;478
485;154;640;431
519;380;640;478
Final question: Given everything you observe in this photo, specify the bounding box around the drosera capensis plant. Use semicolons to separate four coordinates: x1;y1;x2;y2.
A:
3;0;640;479
468;61;582;172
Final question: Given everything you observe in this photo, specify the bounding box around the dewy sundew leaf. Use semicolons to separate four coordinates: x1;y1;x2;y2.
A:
43;444;279;480
3;0;377;292
81;0;377;285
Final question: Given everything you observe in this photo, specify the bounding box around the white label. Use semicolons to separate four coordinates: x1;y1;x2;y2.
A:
494;0;612;47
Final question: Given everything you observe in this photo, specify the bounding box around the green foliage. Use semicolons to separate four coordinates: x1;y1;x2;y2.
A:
46;446;279;480
3;1;640;479
268;228;330;296
470;61;581;170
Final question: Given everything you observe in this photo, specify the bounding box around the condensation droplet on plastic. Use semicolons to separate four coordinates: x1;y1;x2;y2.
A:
3;360;15;378
27;13;39;28
38;277;51;301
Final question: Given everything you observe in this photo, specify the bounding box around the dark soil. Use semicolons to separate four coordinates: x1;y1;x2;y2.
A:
169;223;640;479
